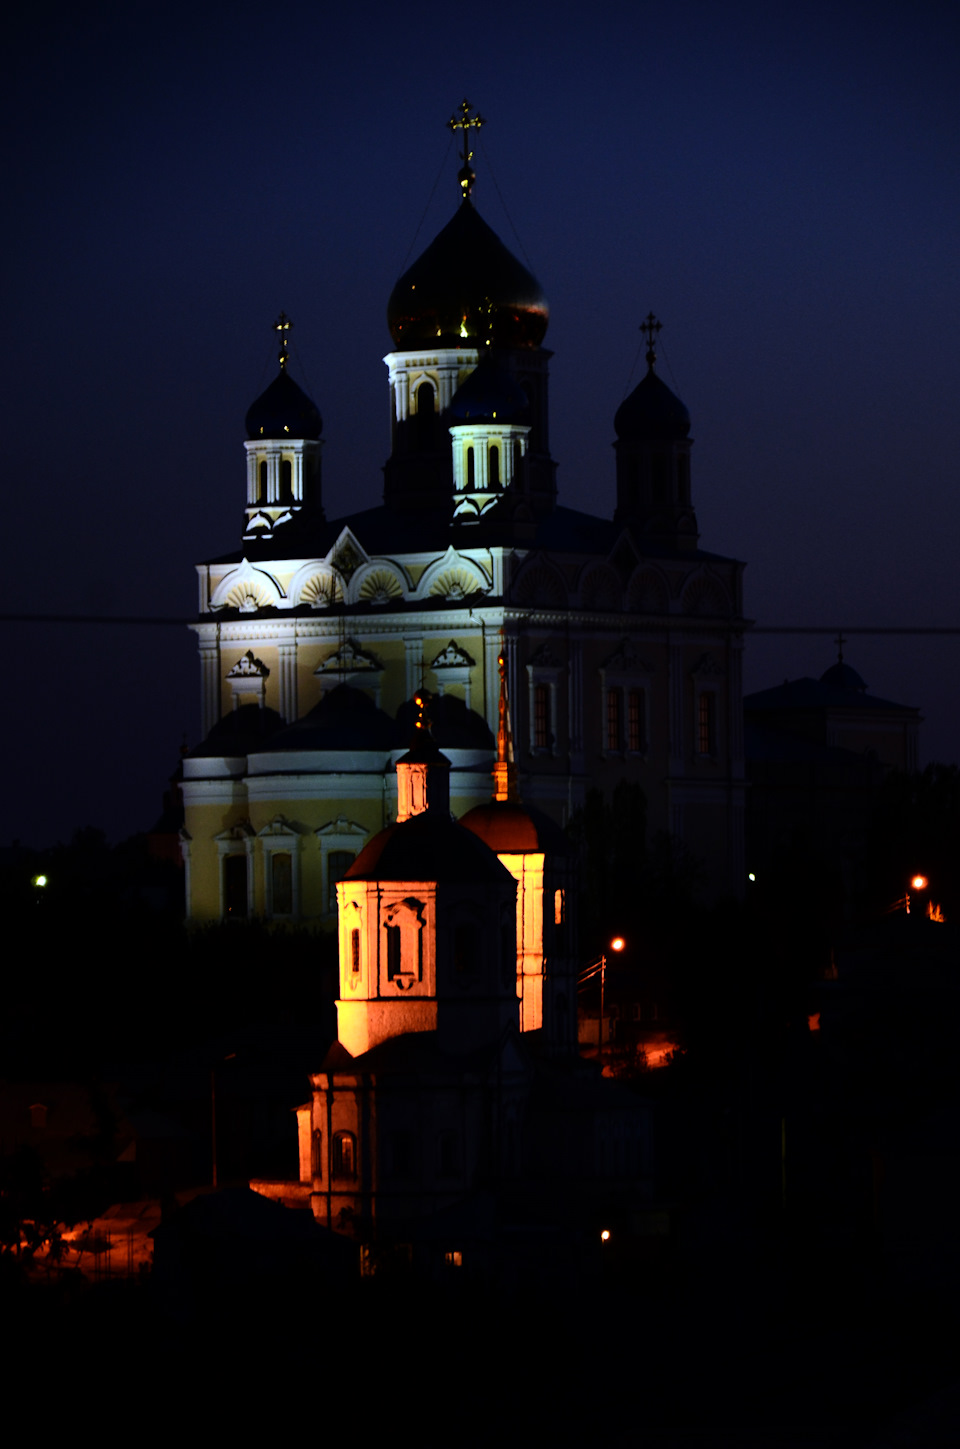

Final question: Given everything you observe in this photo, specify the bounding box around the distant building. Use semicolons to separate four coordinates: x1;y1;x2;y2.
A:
744;653;922;900
180;108;748;921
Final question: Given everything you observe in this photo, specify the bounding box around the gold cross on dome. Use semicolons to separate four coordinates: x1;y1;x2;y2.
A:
274;311;293;371
448;99;485;199
640;312;662;370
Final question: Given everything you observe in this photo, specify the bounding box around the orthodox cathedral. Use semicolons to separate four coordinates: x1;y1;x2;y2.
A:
181;104;747;927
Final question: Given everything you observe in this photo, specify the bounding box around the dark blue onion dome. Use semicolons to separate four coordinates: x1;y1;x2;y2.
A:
820;661;868;693
256;685;401;753
345;811;514;886
614;370;690;442
388;202;548;350
448;359;531;425
245;369;322;440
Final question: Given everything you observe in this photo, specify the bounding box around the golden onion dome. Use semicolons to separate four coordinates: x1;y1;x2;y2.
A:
388;201;549;350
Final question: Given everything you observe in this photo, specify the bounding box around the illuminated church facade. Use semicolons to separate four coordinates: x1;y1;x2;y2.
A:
181;105;747;928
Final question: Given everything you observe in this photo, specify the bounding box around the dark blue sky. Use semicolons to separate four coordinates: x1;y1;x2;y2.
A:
3;0;958;846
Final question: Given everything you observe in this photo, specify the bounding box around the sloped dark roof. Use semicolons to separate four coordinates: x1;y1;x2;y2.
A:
744;677;919;715
344;810;514;887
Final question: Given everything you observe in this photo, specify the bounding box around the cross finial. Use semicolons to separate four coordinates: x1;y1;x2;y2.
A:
835;631;847;664
274;311;293;371
447;99;485;202
640;312;662;371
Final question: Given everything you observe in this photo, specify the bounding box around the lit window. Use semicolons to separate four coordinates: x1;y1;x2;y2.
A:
333;1131;356;1179
444;1250;463;1268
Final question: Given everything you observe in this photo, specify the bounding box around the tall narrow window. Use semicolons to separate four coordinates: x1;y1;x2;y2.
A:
333;1131;356;1179
466;446;475;488
698;691;717;755
416;382;435;450
606;688;622;751
279;457;293;503
386;924;402;979
554;887;566;953
311;1129;323;1177
351;928;361;974
489;444;500;487
224;855;247;918
271;852;292;914
258;459;268;502
533;683;551;751
628;688;646;753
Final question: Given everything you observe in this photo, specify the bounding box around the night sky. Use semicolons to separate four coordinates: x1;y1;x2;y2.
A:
4;0;958;847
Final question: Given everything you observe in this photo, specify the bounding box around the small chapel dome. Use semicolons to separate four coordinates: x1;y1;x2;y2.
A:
820;661;868;693
245;369;322;441
614;369;691;442
387;202;549;351
459;799;570;856
448;359;531;425
344;811;515;887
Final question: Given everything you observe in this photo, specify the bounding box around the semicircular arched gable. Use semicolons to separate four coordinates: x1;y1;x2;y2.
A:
681;571;732;618
210;562;283;612
511;556;567;609
626;566;669;615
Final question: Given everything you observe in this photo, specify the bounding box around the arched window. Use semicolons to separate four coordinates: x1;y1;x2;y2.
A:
224;855;247;918
416;381;435;450
311;1129;323;1177
271;852;292;914
489;443;500;487
279;457;293;503
333;1131;356;1179
258;459;268;502
466;446;475;488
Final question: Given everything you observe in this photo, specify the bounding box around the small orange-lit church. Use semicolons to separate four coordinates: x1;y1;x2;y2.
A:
252;676;655;1266
180;102;748;925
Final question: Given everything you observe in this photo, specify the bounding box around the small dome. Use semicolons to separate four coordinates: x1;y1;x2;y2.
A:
614;370;690;442
245;370;322;440
345;811;514;886
820;661;868;693
388;202;548;350
448;359;530;425
260;685;400;753
459;800;569;855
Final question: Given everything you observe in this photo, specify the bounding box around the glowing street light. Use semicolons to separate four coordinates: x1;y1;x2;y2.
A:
578;937;626;1064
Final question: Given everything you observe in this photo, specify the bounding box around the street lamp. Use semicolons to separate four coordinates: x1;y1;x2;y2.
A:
578;937;626;1064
